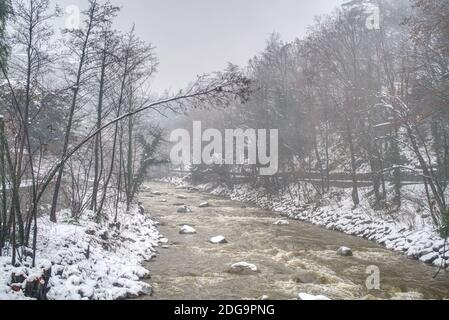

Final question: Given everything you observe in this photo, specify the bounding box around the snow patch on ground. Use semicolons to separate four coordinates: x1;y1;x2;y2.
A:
0;203;163;300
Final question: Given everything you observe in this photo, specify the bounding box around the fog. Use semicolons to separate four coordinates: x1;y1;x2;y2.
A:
54;0;343;93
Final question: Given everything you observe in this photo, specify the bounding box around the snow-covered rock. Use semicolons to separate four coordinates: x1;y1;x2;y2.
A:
0;203;161;301
179;225;197;235
177;206;192;213
419;252;439;264
337;247;353;257
273;220;290;226
209;236;227;244
228;262;258;275
199;202;210;208
298;293;331;300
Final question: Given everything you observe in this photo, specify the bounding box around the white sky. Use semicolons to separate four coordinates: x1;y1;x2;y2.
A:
54;0;343;93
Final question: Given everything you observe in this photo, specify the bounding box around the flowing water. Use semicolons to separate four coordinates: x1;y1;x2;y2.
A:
140;182;449;300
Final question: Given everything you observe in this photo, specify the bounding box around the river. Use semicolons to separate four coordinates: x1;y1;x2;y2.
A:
139;181;449;300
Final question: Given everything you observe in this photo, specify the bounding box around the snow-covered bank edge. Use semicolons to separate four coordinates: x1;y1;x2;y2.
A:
0;203;164;300
162;177;449;271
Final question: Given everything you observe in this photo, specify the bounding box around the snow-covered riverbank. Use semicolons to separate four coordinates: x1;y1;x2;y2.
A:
0;203;163;300
163;177;449;272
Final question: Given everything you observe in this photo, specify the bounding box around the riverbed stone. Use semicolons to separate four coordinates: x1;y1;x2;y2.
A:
177;206;192;213
419;252;439;264
210;236;227;244
298;293;331;301
179;225;196;235
273;220;290;226
228;262;258;275
177;195;188;200
337;247;353;257
199;202;210;208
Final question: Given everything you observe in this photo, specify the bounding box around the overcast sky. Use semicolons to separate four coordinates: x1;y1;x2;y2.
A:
54;0;343;93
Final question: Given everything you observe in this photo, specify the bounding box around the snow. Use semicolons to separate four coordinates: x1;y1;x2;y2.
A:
179;225;197;235
337;247;353;257
273;220;290;226
209;236;227;244
298;293;331;301
199;202;210;208
229;262;258;274
0;203;162;300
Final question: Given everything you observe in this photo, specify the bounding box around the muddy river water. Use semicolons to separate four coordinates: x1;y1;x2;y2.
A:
139;182;449;300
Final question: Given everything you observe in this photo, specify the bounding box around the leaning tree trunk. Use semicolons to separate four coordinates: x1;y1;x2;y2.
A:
91;47;107;212
49;5;96;223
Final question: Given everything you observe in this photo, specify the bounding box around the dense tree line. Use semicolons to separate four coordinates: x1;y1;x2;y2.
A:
185;0;448;233
0;0;249;266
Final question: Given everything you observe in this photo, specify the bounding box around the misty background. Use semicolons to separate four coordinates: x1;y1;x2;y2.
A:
53;0;343;93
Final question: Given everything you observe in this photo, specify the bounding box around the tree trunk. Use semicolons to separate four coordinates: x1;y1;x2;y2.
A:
91;46;107;212
49;3;97;222
345;113;360;207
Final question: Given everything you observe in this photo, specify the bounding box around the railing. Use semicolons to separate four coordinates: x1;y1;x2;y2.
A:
166;168;442;188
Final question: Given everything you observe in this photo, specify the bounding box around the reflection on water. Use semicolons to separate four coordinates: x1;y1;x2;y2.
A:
140;182;449;300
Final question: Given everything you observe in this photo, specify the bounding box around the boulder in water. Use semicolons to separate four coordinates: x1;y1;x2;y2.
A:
177;206;192;213
177;195;188;200
210;236;227;244
199;202;210;208
419;252;438;264
298;293;331;301
228;262;258;275
273;220;290;226
179;225;196;235
337;247;353;257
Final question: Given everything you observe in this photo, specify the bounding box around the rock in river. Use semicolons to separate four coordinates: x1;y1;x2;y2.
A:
199;202;210;208
210;236;227;244
273;220;290;226
177;195;188;200
228;262;258;275
179;225;197;235
177;206;192;213
419;252;439;264
337;246;353;257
